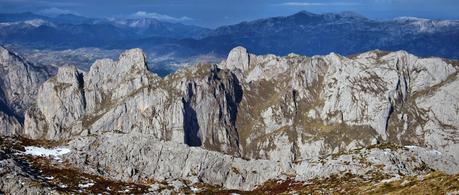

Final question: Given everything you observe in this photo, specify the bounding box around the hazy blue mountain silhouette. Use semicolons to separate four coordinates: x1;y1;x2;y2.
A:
1;11;458;66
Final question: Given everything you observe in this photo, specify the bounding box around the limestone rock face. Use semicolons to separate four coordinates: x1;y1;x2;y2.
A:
22;47;459;166
0;112;22;136
84;48;151;113
179;65;242;154
0;46;49;136
415;77;459;160
0;46;49;115
22;107;48;139
63;133;459;191
222;46;250;72
24;66;85;139
22;49;243;155
5;46;459;192
230;48;458;163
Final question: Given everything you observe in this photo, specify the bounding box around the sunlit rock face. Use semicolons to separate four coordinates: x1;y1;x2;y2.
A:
18;47;459;164
1;46;458;191
24;65;85;139
0;46;49;136
61;132;459;191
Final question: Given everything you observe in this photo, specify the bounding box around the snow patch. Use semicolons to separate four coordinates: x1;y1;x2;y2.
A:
59;184;68;188
45;176;54;180
118;189;130;193
78;182;94;188
23;146;71;160
190;186;200;193
380;175;401;184
404;145;419;150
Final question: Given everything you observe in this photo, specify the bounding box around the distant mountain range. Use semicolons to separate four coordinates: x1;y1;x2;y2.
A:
0;12;209;49
183;11;459;58
1;11;459;75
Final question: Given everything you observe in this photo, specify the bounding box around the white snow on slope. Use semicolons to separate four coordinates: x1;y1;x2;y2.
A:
78;182;95;188
190;186;200;193
23;146;71;160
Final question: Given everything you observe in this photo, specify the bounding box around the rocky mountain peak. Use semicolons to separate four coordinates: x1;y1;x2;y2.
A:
84;48;153;99
0;45;49;116
0;46;11;61
0;46;49;136
56;65;82;85
223;46;250;72
118;48;148;71
0;46;24;65
88;48;148;78
293;10;316;17
328;11;367;21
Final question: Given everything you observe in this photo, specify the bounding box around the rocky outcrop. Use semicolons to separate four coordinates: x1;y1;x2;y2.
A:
4;46;459;192
63;133;459;190
22;49;243;155
0;112;22;136
414;75;459;160
0;46;49;116
84;48;152;113
226;48;458;164
24;66;85;139
221;46;250;72
0;158;59;194
0;145;59;194
22;47;459;166
0;46;49;136
65;133;283;190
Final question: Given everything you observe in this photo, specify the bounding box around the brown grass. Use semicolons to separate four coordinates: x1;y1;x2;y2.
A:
241;171;459;195
25;156;151;194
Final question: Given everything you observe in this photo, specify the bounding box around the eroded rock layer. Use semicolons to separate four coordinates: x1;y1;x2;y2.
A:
1;46;459;192
0;46;50;136
19;47;459;162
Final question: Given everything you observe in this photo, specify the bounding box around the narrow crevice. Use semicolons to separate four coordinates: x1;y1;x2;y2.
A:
76;72;87;110
182;82;202;147
152;145;163;175
292;89;298;112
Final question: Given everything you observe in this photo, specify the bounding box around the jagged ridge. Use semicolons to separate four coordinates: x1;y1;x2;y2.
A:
16;46;459;164
1;46;459;191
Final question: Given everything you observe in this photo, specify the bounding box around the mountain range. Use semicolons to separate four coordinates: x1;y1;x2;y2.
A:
1;44;459;193
1;11;459;76
1;10;459;193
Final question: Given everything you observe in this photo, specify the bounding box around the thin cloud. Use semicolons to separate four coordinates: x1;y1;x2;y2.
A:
131;11;193;22
278;2;360;6
38;7;77;16
36;0;82;7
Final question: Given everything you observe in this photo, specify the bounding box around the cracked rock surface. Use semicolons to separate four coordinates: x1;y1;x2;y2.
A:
1;46;458;192
18;47;459;164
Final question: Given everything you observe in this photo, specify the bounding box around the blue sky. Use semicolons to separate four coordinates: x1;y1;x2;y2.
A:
1;0;458;27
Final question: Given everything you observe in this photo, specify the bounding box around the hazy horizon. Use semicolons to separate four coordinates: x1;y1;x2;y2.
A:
1;0;458;28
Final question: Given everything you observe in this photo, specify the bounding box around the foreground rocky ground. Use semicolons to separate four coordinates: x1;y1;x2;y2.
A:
2;135;459;194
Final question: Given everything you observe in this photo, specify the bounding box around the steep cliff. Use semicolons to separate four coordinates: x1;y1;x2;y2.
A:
0;46;49;136
22;47;459;164
1;46;458;192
